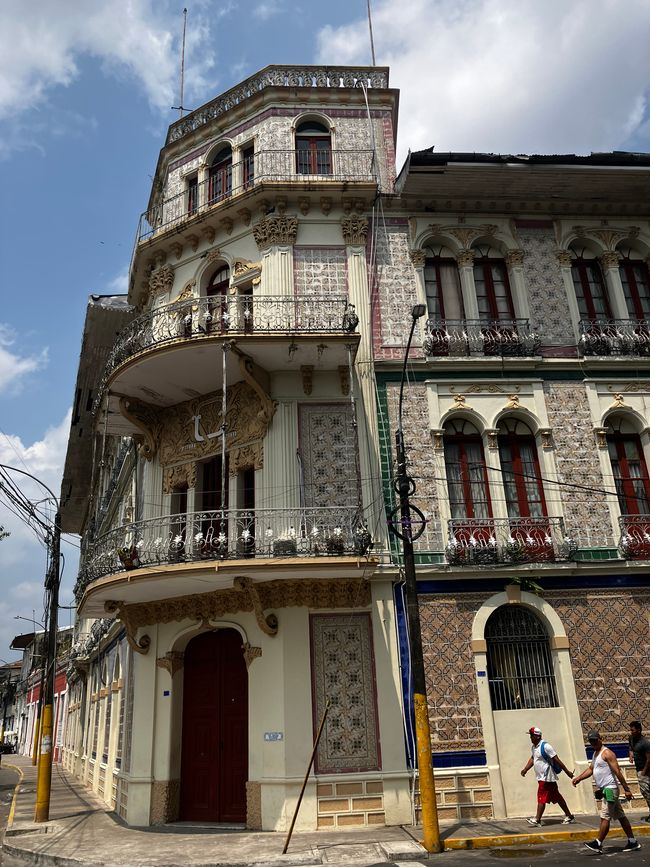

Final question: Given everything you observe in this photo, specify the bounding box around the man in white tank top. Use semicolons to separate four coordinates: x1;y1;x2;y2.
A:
573;730;640;853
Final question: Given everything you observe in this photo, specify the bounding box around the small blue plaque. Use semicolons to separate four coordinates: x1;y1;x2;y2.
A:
163;689;171;696
477;671;486;677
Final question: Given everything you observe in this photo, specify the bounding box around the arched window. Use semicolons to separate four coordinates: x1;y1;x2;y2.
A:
295;119;332;175
444;419;491;520
617;247;650;320
498;419;546;519
423;246;463;320
209;145;232;203
486;605;558;711
607;415;650;516
205;265;230;333
472;245;515;322
570;247;611;320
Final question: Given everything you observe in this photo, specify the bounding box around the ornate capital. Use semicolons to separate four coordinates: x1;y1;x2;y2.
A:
242;642;262;669
556;250;572;268
409;249;426;268
539;428;553;450
599;251;621;269
341;216;369;246
486;429;499;450
156;651;184;676
456;249;475;268
252;215;298;249
431;429;444;451
593;426;608;449
505;249;525;268
149;265;175;296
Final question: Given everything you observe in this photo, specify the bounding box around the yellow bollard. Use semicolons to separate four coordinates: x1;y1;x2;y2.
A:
34;703;53;822
414;692;441;853
31;714;40;766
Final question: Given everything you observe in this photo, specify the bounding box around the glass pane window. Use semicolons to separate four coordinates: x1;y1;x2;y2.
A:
571;259;611;320
608;433;650;515
498;430;546;519
620;260;650;320
474;257;514;321
424;257;463;319
444;436;491;519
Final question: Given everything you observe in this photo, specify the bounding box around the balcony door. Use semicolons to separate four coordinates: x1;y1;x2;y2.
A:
444;419;493;548
180;629;248;823
619;256;650;321
200;455;228;555
473;247;515;322
208;146;232;203
206;265;230;333
607;418;650;517
423;249;463;355
571;252;611;321
296;120;332;175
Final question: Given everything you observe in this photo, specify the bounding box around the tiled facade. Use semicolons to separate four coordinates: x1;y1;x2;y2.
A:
317;779;385;828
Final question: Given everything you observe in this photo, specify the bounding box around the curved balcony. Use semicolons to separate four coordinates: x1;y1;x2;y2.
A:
423;318;541;358
76;506;374;598
445;517;577;566
138;149;376;243
619;514;650;559
579;319;650;357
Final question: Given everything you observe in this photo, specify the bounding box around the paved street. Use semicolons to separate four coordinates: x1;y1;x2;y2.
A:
0;763;27;866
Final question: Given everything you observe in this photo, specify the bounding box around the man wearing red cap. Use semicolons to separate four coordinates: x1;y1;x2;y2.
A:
521;726;575;826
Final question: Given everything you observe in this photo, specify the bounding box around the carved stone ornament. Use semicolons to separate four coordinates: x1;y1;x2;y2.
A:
201;226;216;244
556;250;572;268
156;651;184;676
594;426;608;449
252;215;298;249
149;265;175;296
163;462;197;494
486;429;499;450
506;394;520;409
232;259;262;287
301;365;314;395
443;224;497;248
600;251;621;269
453;394;467;409
169;242;183;261
229;442;263;476
611;392;625;408
205;248;222;264
456;249;475;268
104;601;151;655
320;197;332;216
115;578;371;629
505;249;525;268
341;216;369;246
238;208;251;227
431;429;444;451
186;234;200;252
234;576;278;636
462;383;510;394
409;249;426;268
576;226;639;251
221;217;234;236
173;280;196;304
338;365;350;396
298;198;310;216
119;397;162;462
242;642;262;669
539;428;553;450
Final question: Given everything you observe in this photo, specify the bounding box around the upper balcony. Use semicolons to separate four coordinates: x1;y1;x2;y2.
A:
423;318;541;359
619;514;650;559
579;319;650;357
445;516;577;566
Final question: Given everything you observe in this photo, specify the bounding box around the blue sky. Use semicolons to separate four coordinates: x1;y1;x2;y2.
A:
0;0;649;657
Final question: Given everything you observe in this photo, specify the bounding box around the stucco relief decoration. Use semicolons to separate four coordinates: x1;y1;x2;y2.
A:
119;397;162;462
462;384;511;394
409;249;426;268
453;394;468;409
556;250;572;268
431;429;444;451
158;380;270;469
574;226;639;251
252;215;298;249
505;249;525;268
441;224;497;249
172;280;196;304
234;576;278;636
456;249;475;268
611;393;625;408
594;427;608;449
162;462;197;494
232;260;262;286
149;265;175;297
205;248;222;264
311;613;380;773
486;429;499;450
600;251;621;269
156;651;184;676
506;394;520;409
341;216;369;246
539;428;553;450
104;601;151;655
242;643;262;668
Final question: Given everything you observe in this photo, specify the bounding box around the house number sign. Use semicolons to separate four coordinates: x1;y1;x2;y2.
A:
264;732;284;741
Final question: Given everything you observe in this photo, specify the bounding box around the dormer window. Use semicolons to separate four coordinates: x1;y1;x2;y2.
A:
296;120;332;175
209;145;232;203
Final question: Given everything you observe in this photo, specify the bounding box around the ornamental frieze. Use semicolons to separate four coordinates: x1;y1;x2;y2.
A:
252;215;298;249
162;462;197;494
149;265;175;296
341;215;369;246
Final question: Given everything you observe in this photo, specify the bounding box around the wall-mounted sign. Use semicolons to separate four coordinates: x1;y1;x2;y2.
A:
264;732;284;741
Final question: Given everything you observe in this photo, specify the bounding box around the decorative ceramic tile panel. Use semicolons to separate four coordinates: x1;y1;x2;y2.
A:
298;404;360;509
294;247;347;297
371;219;421;354
310;613;380;773
518;228;575;344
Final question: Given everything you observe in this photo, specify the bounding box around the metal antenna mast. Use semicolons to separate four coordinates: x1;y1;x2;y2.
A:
179;8;188;118
367;0;376;66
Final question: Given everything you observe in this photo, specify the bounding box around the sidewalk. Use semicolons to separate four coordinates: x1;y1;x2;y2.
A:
3;756;650;866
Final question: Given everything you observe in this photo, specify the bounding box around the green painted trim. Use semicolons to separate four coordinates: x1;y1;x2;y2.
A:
573;547;621;561
375;381;401;558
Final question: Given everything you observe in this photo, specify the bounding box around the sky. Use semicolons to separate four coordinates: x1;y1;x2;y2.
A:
0;0;650;658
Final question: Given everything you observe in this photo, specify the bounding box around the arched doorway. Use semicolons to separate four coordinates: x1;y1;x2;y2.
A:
179;629;248;822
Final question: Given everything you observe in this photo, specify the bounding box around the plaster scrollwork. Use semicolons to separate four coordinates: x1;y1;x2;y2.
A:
341;216;369;246
242;643;262;669
409;249;426;268
575;226;639;251
172;280;196;304
234;576;278;636
461;383;512;394
205;248;223;264
149;265;175;296
445;224;497;248
235;351;276;427
163;462;197;494
104;601;151;655
252;215;298;249
156;651;184;676
119;397;162;462
229;442;263;476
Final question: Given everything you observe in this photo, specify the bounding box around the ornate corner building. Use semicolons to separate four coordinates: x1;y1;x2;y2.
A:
59;66;650;830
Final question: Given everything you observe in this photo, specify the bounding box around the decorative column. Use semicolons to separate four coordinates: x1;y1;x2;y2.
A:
262;401;300;511
409;248;428;311
556;250;582;344
342;214;386;548
253;215;297;298
599;251;628;320
456;250;479;319
505;249;530;320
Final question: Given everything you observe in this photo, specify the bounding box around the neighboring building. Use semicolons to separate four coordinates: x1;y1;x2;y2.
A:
378;150;650;820
60;66;408;830
0;660;22;749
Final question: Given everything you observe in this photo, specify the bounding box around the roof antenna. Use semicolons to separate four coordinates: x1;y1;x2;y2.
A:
172;8;188;117
367;0;377;66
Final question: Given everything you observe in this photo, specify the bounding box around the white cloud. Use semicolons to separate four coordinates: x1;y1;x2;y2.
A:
106;269;129;295
0;411;78;658
317;0;650;163
254;1;283;20
0;325;48;394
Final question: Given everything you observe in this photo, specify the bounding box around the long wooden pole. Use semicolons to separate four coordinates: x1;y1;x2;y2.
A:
282;700;330;855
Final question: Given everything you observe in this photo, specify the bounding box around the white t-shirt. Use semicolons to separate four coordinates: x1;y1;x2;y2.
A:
532;741;558;782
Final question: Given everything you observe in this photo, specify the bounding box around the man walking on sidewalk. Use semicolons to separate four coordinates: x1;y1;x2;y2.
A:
573;730;640;853
520;726;575;826
628;721;650;821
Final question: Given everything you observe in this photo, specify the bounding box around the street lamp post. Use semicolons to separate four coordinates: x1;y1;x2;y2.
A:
390;305;441;853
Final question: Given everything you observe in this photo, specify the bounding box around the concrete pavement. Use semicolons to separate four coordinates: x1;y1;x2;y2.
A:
3;755;650;866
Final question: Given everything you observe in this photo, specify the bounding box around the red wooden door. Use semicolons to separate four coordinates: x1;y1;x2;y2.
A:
180;629;248;822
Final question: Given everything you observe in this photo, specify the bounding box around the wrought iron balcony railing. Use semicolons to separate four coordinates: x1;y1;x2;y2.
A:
579;319;650;356
423;318;541;358
445;517;576;566
98;293;358;389
138;149;375;241
75;507;373;596
618;514;650;559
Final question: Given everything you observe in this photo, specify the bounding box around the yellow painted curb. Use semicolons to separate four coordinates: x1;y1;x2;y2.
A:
4;763;24;829
443;824;650;851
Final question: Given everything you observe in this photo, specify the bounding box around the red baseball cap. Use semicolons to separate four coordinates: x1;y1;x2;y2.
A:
528;726;542;736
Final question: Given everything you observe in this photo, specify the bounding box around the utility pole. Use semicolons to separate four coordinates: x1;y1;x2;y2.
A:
389;305;441;853
34;513;61;823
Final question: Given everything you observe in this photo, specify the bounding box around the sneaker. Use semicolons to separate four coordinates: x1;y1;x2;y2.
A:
562;815;576;824
584;840;603;853
622;841;641;852
526;817;542;826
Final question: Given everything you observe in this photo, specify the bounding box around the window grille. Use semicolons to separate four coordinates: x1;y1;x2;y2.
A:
486;605;558;710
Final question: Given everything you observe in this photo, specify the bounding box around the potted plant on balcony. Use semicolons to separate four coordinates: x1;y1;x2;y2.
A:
324;527;346;555
273;530;297;556
117;544;139;570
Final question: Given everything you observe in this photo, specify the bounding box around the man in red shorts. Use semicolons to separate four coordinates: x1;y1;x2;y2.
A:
520;726;575;826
